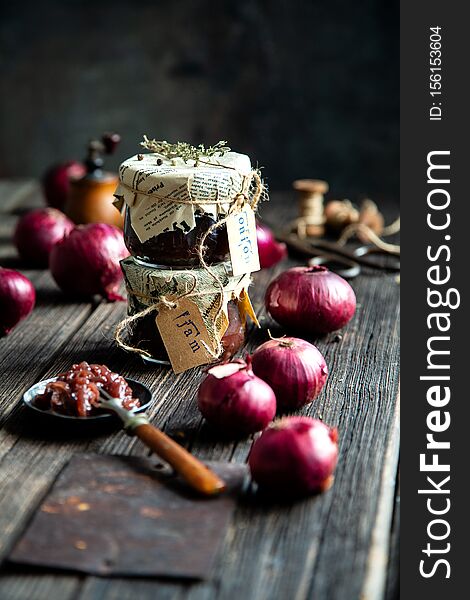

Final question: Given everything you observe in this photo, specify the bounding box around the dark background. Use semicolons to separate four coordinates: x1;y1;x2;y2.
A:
0;0;398;200
401;1;467;596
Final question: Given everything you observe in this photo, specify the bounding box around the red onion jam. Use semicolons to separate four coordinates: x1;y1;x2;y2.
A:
34;361;140;417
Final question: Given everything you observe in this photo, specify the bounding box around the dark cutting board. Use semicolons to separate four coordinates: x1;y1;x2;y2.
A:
9;454;247;579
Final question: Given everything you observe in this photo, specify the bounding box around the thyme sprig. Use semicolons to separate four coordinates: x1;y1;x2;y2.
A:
141;136;231;163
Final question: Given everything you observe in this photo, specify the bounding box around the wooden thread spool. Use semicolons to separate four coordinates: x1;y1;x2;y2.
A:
292;179;328;238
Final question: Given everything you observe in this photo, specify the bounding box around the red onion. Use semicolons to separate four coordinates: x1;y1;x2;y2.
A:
43;161;86;209
0;268;36;336
197;358;276;436
249;416;339;496
256;222;287;269
251;337;327;411
14;208;74;266
265;266;356;334
49;223;128;301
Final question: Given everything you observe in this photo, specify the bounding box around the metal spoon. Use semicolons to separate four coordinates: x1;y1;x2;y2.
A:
23;378;226;497
96;387;226;497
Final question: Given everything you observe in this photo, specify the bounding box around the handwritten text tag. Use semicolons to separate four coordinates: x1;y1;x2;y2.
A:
156;297;215;374
226;205;260;276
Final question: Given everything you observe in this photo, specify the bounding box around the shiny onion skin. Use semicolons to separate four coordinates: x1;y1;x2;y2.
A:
265;266;356;334
251;337;328;411
49;223;128;301
197;358;276;436
43;161;86;210
249;416;339;496
14;208;74;266
256;222;288;269
0;268;36;336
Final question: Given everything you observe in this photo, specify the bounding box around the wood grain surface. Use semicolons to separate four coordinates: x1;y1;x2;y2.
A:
0;182;400;600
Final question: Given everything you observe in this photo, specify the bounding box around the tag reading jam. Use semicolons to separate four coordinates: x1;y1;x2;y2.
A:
226;205;260;276
155;297;216;374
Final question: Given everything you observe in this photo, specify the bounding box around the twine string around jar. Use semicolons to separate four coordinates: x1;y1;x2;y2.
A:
114;268;252;361
196;170;263;310
114;167;263;362
114;272;227;360
114;273;197;359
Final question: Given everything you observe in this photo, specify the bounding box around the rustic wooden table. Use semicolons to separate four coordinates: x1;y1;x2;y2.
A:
0;180;399;600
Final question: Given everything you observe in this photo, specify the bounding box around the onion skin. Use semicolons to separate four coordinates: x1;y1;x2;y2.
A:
14;208;74;266
43;161;86;210
265;266;356;334
256;222;288;269
0;268;36;336
49;223;128;301
249;416;339;496
251;337;328;411
197;359;276;436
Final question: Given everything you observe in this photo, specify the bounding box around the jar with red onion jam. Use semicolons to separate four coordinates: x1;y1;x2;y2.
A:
115;150;252;268
123;209;229;267
114;147;257;366
130;299;246;365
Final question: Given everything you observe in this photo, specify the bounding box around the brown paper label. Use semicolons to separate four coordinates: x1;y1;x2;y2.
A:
155;297;216;374
226;205;260;276
115;152;252;243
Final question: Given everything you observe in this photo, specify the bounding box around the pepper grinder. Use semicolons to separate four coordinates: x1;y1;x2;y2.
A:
292;179;328;238
64;133;124;228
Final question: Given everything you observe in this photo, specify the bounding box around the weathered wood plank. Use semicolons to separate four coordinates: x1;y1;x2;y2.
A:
385;475;400;600
184;274;400;600
0;269;398;600
361;399;400;600
0;272;93;451
0;573;82;600
0;183;400;600
0;179;40;213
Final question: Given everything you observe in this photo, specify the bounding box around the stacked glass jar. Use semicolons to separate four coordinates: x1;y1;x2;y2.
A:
114;145;260;371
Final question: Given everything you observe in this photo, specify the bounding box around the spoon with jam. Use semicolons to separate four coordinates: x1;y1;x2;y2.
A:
31;362;226;497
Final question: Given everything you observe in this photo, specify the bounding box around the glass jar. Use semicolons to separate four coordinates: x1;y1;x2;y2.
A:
130;300;245;364
115;150;256;370
123;207;229;267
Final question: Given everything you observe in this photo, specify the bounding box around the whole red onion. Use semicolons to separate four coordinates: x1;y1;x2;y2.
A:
251;337;328;411
43;161;86;209
249;416;339;496
49;223;128;301
256;222;287;269
14;208;74;266
197;358;276;436
0;268;36;336
265;266;356;334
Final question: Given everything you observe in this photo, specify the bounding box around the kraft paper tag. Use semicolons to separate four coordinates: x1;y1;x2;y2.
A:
155;297;216;374
226;205;260;276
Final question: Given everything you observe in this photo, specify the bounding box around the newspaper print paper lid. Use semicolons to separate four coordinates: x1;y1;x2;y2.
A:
114;151;252;243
